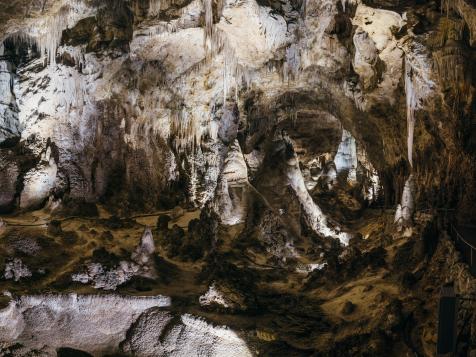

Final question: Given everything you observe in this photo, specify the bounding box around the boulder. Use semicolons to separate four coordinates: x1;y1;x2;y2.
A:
4;258;32;281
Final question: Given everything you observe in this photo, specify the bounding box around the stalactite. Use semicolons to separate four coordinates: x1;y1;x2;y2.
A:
149;0;161;16
433;17;465;48
5;32;37;55
58;45;86;71
203;0;214;55
258;6;287;51
394;55;424;230
37;7;72;65
167;0;286;153
300;0;307;18
25;1;92;66
189;155;199;204
441;0;450;15
283;44;300;81
405;57;417;168
433;18;470;114
221;41;247;104
171;109;201;152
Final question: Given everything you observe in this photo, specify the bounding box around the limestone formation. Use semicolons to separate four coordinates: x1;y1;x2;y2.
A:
72;227;158;290
0;0;476;355
3;258;31;282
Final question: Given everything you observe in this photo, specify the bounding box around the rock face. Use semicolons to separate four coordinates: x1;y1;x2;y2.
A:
0;293;250;357
0;293;170;355
121;310;252;357
0;152;19;211
0;54;20;145
20;148;57;209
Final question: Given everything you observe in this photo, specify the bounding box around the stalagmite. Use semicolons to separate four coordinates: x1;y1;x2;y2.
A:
214;140;248;225
4;259;32;281
394;174;415;230
401;175;415;222
73;228;158;290
285;138;350;245
334;129;358;184
357;146;381;202
19;149;58;209
199;283;230;308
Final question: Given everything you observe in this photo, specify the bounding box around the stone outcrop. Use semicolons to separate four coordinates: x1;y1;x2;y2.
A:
3;258;31;281
72;227;157;290
121;310;252;357
0;292;250;357
0;293;170;355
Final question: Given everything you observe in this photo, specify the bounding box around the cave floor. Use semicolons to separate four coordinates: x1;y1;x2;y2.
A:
0;207;448;356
